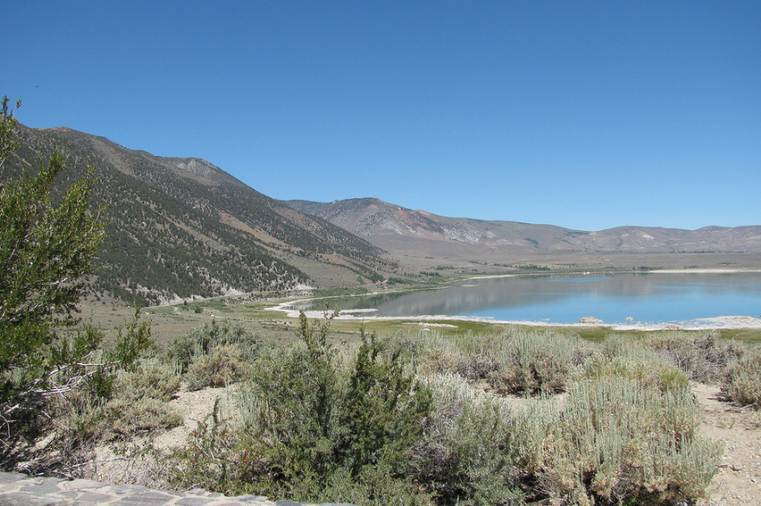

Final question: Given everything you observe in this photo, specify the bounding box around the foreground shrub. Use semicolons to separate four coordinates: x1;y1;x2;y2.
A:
721;351;761;409
185;344;251;391
0;97;107;465
411;374;523;505
539;378;721;505
171;314;432;502
488;330;579;395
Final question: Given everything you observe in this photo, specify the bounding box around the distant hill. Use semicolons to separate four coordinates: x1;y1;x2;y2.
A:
287;198;761;269
4;125;388;304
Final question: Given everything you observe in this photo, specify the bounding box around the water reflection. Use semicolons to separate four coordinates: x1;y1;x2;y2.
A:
302;273;761;324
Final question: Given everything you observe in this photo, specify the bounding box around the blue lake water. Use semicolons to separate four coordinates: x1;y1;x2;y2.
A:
301;273;761;324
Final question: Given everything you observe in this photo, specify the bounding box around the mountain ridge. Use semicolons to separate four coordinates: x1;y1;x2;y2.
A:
286;198;761;272
4;124;389;304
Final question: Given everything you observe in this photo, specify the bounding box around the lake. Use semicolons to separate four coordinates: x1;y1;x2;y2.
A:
298;272;761;325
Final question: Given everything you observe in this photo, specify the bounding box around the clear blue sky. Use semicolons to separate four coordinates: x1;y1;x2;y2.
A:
2;1;760;230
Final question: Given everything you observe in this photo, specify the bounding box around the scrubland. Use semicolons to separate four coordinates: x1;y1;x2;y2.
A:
14;312;761;506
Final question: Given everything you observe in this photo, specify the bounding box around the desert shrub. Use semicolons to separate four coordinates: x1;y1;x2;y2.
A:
417;330;583;396
538;378;721;505
640;332;744;383
112;359;181;402
416;334;467;377
488;330;579;395
321;464;434;505
721;350;761;408
172;313;432;503
583;338;689;393
169;320;259;373
411;374;524;505
100;397;182;440
62;357;182;443
506;398;561;480
107;309;156;370
37;358;182;474
185;344;251;391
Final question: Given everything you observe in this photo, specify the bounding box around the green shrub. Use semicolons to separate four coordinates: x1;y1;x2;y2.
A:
321;464;434;505
107;308;156;370
538;378;721;505
721;350;761;408
172;314;432;503
0;96;106;460
185;344;251;391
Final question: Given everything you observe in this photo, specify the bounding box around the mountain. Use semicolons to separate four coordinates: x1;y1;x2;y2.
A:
4;125;388;304
286;198;761;271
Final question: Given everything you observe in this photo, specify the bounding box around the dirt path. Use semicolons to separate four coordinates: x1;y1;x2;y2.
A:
694;382;761;505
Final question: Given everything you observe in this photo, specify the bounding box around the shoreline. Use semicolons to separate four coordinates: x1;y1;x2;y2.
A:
467;267;761;281
266;269;761;331
267;300;761;331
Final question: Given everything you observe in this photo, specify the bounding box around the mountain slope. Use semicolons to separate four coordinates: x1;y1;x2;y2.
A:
4;125;387;304
287;198;761;268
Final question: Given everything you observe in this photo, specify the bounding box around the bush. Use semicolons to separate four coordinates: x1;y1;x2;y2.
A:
537;378;721;505
0;97;107;462
582;338;689;393
112;359;180;402
107;309;155;370
411;374;524;505
721;351;761;409
100;397;182;440
640;332;744;383
321;464;433;505
487;330;579;395
185;344;251;391
172;314;432;502
168;320;259;373
35;358;182;474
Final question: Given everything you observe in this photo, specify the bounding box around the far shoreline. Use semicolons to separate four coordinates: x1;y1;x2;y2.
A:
266;268;761;331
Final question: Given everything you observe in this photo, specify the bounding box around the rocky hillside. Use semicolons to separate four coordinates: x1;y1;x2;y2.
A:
287;198;761;266
4;125;387;304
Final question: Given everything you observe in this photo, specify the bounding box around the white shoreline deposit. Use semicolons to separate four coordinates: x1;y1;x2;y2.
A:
267;298;761;331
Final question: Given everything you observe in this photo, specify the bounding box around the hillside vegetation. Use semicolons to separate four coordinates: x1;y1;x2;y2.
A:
3;125;388;304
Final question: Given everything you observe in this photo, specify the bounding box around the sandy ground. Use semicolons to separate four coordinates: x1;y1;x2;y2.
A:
694;383;761;505
91;384;239;485
152;384;240;451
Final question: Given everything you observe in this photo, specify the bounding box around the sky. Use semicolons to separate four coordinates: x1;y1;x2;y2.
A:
2;1;760;230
